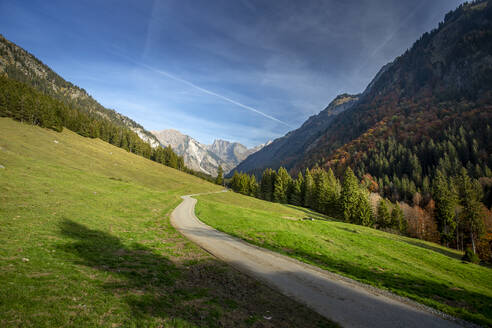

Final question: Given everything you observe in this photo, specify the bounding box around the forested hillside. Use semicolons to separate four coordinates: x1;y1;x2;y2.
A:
0;34;161;147
0;75;185;170
231;94;359;176
228;0;492;263
298;0;492;203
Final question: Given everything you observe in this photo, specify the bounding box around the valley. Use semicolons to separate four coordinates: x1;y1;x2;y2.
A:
0;118;334;327
0;0;491;327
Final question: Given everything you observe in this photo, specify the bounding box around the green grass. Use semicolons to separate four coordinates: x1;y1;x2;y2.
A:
195;191;492;326
0;118;335;328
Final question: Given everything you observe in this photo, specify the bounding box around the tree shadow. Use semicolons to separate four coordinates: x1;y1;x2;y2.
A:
57;219;332;327
252;238;492;327
401;239;462;261
283;204;338;221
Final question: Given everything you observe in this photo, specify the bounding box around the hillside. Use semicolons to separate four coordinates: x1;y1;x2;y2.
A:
300;0;492;175
0;118;334;327
0;34;161;147
195;191;492;326
232;1;492;204
231;93;359;176
153;129;266;176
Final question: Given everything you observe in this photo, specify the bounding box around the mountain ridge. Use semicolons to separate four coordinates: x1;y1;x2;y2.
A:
230;93;360;176
231;0;492;189
152;129;266;176
0;34;161;148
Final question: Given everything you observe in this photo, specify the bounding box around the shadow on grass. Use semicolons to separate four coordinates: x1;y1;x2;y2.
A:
400;239;463;261
57;219;333;327
254;239;492;327
283;204;338;221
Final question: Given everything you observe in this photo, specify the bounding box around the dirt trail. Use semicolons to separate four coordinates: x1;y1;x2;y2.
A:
171;194;464;328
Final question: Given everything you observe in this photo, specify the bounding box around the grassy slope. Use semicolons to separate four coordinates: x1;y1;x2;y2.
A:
0;118;335;328
195;191;492;326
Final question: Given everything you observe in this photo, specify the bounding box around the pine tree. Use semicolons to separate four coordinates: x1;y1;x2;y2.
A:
326;168;341;216
456;168;485;253
230;171;240;192
215;166;224;185
377;198;391;228
239;173;250;195
310;168;326;212
304;168;314;208
432;170;457;246
356;189;374;226
249;175;258;197
274;167;290;203
260;169;274;201
341;167;359;223
391;204;406;234
289;172;304;206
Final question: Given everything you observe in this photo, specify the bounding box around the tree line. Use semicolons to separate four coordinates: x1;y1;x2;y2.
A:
231;166;407;233
0;75;189;171
230;164;489;262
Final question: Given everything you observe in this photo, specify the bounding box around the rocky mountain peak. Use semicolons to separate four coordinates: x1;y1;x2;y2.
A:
152;129;266;176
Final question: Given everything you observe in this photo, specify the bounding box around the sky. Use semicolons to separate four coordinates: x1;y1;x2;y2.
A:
0;0;466;147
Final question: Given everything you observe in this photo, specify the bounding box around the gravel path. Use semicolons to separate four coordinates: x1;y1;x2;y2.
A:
171;194;466;328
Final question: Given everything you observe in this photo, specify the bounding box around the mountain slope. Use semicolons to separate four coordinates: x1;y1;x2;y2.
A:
301;0;492;173
231;1;492;205
152;129;265;176
231;93;359;176
0;34;160;148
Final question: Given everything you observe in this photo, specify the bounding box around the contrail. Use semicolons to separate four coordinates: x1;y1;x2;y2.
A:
370;1;426;58
111;48;292;128
148;66;293;128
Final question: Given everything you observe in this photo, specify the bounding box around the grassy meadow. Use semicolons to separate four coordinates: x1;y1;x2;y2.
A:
195;191;492;326
0;118;335;328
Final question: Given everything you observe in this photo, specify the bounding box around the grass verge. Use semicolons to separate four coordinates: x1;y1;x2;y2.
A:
195;191;492;326
0;118;336;327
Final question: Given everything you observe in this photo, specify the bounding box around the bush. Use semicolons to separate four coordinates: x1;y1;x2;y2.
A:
462;247;480;264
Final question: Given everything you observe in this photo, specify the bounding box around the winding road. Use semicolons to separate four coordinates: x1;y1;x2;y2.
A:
170;193;465;328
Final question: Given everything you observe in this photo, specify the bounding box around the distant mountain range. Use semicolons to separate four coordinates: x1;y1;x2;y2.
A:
0;34;161;148
152;129;268;176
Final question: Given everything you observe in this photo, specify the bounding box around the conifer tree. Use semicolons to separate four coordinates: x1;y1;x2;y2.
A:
432;170;457;246
304;168;314;208
326;168;341;215
289;172;304;206
249;174;258;197
215;166;224;186
356;189;374;227
377;198;391;228
260;169;274;201
274;167;290;203
456;168;485;253
391;204;406;234
239;173;250;195
341;167;359;223
312;167;329;213
231;171;240;192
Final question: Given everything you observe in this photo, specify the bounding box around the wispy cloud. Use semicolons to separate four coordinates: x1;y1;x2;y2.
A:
109;46;293;128
145;65;293;128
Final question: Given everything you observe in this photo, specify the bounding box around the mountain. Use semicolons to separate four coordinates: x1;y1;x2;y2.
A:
0;34;161;148
231;93;359;176
230;0;492;205
298;0;492;175
152;129;266;176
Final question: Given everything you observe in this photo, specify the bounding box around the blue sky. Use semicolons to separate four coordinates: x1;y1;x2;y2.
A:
0;0;466;147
